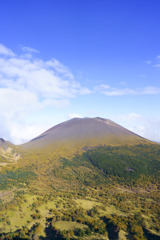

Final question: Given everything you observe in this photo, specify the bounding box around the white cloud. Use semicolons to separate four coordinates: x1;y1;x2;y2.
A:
0;47;90;100
21;46;39;53
0;88;39;119
96;85;160;96
10;123;47;144
115;113;160;142
142;86;160;94
0;44;15;56
68;114;83;119
99;84;110;89
79;87;92;95
0;43;91;143
46;59;74;79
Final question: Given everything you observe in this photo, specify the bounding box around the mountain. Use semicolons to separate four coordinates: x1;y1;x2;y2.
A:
0;138;13;150
21;117;150;151
18;117;158;184
0;118;160;239
0;138;19;169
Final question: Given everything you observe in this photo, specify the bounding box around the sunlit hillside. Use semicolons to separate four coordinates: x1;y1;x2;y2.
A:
0;118;160;240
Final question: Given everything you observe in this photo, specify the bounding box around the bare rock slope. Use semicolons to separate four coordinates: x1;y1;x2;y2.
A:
21;117;150;151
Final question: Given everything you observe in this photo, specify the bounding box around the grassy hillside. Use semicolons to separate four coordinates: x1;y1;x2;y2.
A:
0;118;159;239
83;144;160;181
0;142;159;239
0;178;159;239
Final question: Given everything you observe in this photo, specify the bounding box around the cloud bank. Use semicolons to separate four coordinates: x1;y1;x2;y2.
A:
115;113;160;142
0;44;160;143
96;84;160;96
0;44;90;143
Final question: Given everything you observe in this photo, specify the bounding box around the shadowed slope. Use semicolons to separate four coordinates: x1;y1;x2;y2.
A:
21;117;150;151
0;138;13;150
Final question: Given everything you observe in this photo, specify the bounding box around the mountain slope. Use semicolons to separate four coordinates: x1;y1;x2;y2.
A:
21;117;150;151
0;118;160;239
0;138;13;150
0;139;20;169
17;117;159;187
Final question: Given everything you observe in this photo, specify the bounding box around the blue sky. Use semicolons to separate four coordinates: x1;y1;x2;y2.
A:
0;0;160;143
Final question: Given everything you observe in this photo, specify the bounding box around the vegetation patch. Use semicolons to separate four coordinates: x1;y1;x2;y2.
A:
55;220;88;231
0;141;159;239
83;144;160;181
75;199;101;210
0;169;36;189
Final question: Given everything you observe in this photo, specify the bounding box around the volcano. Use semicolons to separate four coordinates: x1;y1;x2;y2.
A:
21;117;150;151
